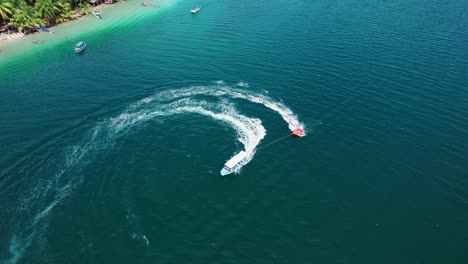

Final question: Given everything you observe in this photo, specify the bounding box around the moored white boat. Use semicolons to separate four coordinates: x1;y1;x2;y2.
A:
220;151;248;176
190;7;201;14
74;41;87;53
92;11;102;19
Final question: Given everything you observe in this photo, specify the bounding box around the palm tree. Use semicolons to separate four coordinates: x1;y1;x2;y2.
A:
54;0;72;23
34;0;57;25
9;0;27;9
0;0;13;20
78;2;91;15
8;4;44;32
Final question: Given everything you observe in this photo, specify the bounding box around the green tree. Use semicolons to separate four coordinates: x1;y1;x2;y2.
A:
9;0;28;10
54;0;72;23
8;3;44;32
0;0;13;20
78;2;90;15
34;0;57;25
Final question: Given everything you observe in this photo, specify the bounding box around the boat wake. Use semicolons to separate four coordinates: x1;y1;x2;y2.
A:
154;84;305;132
1;82;305;263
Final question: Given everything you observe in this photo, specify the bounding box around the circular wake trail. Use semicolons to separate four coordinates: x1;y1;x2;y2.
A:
154;84;305;133
118;97;266;163
2;83;303;263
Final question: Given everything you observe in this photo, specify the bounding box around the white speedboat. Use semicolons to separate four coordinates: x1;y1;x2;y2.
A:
190;7;201;14
92;11;102;19
220;151;248;176
74;41;87;53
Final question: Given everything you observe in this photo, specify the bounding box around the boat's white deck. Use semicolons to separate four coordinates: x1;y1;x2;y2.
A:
225;151;247;168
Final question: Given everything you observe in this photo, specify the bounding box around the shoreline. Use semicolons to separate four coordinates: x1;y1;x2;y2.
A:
0;0;176;65
0;3;114;44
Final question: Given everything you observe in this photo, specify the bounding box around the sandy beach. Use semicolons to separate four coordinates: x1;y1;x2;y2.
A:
0;0;176;64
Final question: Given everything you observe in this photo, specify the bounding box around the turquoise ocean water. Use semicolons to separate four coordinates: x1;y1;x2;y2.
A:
1;0;467;263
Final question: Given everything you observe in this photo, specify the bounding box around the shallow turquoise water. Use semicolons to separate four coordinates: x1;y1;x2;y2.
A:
1;0;467;263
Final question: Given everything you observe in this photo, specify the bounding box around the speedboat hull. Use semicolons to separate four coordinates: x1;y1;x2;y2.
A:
220;151;248;176
220;168;231;176
220;162;246;176
191;7;201;14
74;42;87;53
92;11;102;19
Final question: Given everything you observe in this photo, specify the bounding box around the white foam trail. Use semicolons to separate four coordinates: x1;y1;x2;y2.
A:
169;105;265;156
225;89;304;132
11;96;265;243
155;84;305;134
4;82;301;263
237;81;250;87
142;235;149;246
126;98;266;167
5;235;30;264
5;120;113;263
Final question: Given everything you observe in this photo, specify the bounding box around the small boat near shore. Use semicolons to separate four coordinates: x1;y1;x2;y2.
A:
190;7;201;14
220;151;248;176
32;40;45;45
37;27;53;33
92;11;102;19
74;41;87;53
141;2;153;7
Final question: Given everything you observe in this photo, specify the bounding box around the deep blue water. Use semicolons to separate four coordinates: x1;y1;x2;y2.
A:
1;0;467;263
